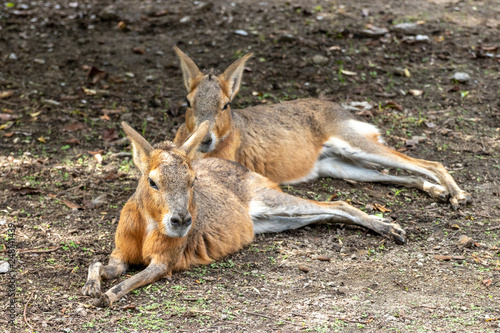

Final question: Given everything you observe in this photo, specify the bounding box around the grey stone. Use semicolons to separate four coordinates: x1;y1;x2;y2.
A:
312;54;328;65
452;72;470;83
0;261;9;273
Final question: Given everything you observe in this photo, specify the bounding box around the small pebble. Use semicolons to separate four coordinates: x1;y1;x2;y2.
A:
452;72;470;83
0;261;10;273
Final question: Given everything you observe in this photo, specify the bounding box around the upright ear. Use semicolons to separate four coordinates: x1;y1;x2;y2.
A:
180;121;210;159
121;122;154;174
174;46;202;92
220;53;253;100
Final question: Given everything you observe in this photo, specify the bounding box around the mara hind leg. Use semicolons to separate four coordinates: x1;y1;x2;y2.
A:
82;251;128;298
250;187;405;244
322;119;471;209
314;156;449;201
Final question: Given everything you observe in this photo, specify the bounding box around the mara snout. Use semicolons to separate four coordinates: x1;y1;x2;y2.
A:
82;121;405;307
173;47;471;210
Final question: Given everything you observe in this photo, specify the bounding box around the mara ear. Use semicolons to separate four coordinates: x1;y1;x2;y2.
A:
220;53;253;100
174;46;202;92
121;122;154;174
180;120;210;159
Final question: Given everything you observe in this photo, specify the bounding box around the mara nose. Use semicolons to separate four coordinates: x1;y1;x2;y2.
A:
201;136;212;147
170;213;192;226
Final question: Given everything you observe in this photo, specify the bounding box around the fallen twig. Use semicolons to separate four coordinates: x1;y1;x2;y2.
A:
16;246;60;254
24;293;33;329
486;225;500;231
0;99;17;106
329;315;374;324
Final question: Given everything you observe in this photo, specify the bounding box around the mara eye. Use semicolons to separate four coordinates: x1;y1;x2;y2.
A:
222;102;231;111
185;97;191;108
148;178;159;190
191;176;197;187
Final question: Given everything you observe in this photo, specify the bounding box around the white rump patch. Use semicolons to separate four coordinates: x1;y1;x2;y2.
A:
347;119;381;138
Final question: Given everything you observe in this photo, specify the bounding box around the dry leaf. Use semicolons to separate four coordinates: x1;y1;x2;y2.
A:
433;255;452;261
0;90;15;99
122;304;136;310
409;89;423;96
30;111;42;118
102;109;124;115
37;136;46;143
102;128;119;142
4;132;14;137
65;138;81;145
341;69;357;76
61;199;83;210
316;256;331;262
481;45;498;51
0;113;20;121
404;68;411;77
356;109;374;117
88;151;103;164
132;47;146;55
298;266;310;273
86;66;107;85
373;203;391;212
10;187;42;195
63;122;88;132
0;121;14;130
328;193;338;201
383;101;403;111
482;278;492;287
103;172;120;181
82;87;97;95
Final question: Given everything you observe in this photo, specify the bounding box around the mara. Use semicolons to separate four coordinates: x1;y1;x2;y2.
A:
173;47;471;210
82;121;405;307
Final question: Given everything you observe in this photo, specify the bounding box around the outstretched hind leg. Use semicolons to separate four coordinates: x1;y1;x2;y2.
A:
250;187;405;243
321;120;471;209
315;156;449;201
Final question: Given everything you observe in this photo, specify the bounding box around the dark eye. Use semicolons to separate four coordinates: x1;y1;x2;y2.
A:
222;102;231;111
148;178;159;190
185;97;191;108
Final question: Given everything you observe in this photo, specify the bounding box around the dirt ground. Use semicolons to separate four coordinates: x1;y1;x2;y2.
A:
1;0;499;332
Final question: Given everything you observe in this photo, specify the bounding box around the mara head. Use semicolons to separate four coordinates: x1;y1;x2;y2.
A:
174;46;252;153
122;120;210;238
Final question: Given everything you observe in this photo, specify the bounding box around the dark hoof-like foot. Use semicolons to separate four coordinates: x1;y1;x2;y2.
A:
82;280;101;298
371;216;406;244
450;190;472;210
428;185;449;202
93;294;111;308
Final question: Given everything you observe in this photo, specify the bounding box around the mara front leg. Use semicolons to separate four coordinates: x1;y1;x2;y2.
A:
250;188;405;244
94;261;168;307
82;254;127;298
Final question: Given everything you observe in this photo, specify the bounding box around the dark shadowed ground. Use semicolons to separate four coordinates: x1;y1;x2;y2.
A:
0;0;499;332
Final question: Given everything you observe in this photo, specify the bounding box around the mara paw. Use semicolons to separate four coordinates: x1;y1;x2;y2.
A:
424;182;449;202
450;190;472;210
82;279;101;298
371;217;406;244
93;294;111;308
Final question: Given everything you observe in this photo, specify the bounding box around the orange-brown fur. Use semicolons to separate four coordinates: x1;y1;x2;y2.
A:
83;121;407;307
